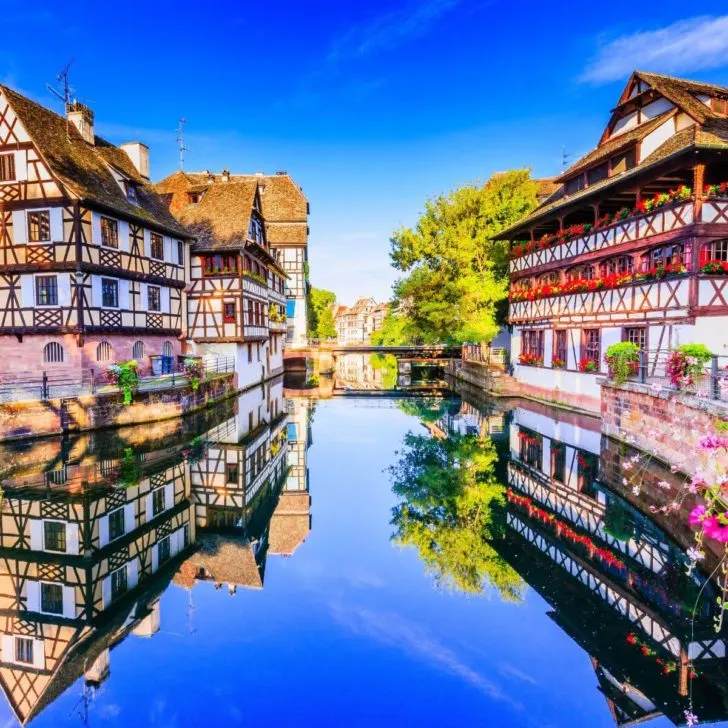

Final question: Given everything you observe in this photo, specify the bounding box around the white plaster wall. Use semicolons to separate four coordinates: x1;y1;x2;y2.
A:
512;407;601;454
513;364;602;400
640;117;675;161
612;111;638;136
641;98;674;120
673;317;728;355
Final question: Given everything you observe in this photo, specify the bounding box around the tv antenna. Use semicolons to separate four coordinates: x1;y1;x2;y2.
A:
47;60;75;107
176;118;190;170
561;146;572;171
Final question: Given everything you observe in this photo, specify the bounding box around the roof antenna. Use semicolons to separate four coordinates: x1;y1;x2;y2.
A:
177;118;190;170
561;146;572;171
47;60;75;108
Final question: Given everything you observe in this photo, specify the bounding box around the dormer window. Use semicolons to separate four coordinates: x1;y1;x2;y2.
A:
711;97;728;115
126;182;138;204
248;217;264;245
188;191;202;204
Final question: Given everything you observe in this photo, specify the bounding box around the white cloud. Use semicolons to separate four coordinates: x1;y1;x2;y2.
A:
580;15;728;84
327;0;465;64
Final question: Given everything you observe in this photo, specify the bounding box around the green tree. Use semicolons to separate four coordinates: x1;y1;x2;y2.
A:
307;287;337;340
370;309;412;345
390;170;538;344
389;430;524;600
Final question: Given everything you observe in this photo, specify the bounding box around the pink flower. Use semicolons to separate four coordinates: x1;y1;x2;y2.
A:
657;480;671;490
697;434;728;451
702;514;728;542
688;505;707;526
684;709;698;727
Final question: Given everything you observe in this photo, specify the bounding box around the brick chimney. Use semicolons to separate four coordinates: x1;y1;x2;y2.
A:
221;168;230;183
66;101;95;145
120;142;150;180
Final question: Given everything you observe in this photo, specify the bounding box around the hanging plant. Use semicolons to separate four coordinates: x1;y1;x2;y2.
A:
183;357;205;391
605;342;640;385
107;360;141;406
603;499;636;542
666;344;712;390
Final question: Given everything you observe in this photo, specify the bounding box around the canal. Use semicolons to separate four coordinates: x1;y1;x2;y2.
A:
0;369;725;727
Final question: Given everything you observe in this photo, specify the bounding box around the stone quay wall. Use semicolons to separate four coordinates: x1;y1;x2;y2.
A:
0;373;238;442
601;380;728;474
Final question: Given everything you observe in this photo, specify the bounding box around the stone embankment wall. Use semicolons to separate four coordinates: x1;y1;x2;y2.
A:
0;373;237;442
601;380;728;474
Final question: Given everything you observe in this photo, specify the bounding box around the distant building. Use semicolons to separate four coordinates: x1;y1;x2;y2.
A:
334;298;388;344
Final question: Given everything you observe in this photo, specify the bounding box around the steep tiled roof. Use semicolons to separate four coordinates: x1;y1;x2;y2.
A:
0;85;188;238
175;179;259;252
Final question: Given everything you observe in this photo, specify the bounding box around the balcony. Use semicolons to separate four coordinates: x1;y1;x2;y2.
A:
269;319;287;333
510;198;700;275
242;274;268;299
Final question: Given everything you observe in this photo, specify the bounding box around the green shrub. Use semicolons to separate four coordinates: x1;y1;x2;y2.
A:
605;342;640;384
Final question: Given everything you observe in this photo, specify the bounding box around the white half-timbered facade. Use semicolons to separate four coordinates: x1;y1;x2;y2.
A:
497;71;728;410
0;85;192;380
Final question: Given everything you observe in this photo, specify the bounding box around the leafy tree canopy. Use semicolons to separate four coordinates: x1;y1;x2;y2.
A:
370;309;412;346
307;286;337;340
389;429;524;601
390;170;538;344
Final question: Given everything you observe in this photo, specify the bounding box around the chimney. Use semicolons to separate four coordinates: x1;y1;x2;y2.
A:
66;101;95;145
120;142;150;181
221;168;230;183
205;170;215;183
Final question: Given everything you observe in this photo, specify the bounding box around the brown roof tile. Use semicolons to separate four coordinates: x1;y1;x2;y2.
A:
0;85;188;238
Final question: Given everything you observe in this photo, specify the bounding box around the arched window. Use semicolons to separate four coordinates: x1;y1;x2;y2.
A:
43;342;64;364
132;341;144;360
702;239;728;263
162;341;174;358
96;341;112;362
599;255;633;277
538;271;560;286
566;264;594;282
642;243;687;271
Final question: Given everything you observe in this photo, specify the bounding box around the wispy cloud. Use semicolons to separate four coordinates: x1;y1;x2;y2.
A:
327;0;465;64
581;15;728;84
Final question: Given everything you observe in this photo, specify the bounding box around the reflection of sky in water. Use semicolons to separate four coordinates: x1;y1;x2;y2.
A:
4;398;723;728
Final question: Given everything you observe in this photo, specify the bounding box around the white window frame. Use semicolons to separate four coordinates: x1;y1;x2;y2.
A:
26;208;52;244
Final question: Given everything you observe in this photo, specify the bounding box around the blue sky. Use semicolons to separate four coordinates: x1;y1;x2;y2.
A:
2;1;728;304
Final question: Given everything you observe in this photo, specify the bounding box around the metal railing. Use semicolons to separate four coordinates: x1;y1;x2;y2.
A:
612;348;728;403
462;344;509;366
0;356;236;404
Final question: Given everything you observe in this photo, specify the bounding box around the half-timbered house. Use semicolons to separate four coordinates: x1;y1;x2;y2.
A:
0;85;192;380
497;72;728;410
155;172;288;389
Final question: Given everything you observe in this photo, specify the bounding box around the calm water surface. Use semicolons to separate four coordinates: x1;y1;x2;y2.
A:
0;378;726;727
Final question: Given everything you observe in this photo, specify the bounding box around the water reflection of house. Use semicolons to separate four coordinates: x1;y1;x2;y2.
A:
334;353;383;390
0;441;195;725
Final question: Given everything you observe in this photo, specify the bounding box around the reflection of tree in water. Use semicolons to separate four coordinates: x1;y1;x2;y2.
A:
369;354;398;390
396;396;458;424
389;430;524;601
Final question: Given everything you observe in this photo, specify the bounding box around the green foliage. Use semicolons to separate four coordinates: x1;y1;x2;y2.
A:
678;343;712;362
396;396;458;423
389;430;524;600
389;170;539;344
370;309;412;345
605;342;640;385
603;499;636;542
118;447;142;487
307;286;337;339
107;360;141;406
183;357;205;391
369;353;398;389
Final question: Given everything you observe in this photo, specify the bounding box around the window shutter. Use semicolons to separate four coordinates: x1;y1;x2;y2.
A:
123;503;135;535
164;483;173;511
151;544;158;573
128;558;139;589
30;521;43;550
146;493;154;522
62;586;75;619
26;581;40;612
32;640;44;669
99;515;109;547
1;635;13;662
102;576;111;608
66;523;80;555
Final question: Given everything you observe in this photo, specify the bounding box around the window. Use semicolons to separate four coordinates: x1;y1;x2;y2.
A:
187;191;201;204
247;300;254;325
711;97;728;115
43;342;64;364
202;254;238;275
247;343;253;363
538;271;560;286
522;330;544;359
610;147;637;175
101;278;119;308
158;536;171;566
566;264;595;281
132;341;144;360
96;341;112;361
147;285;161;311
150;233;164;260
40;583;63;615
554;330;568;366
15;638;33;665
44;521;66;552
645;243;686;270
223;301;236;323
111;566;127;600
583;329;601;366
248;217;264;244
28;211;51;242
162;341;174;357
518;429;542;469
227;463;239;483
126;183;138;204
177;241;184;266
599;255;633;277
565;174;585;195
286;300;296;318
108;508;125;541
35;276;58;306
152;488;165;516
587;162;609;186
551;442;566;484
624;326;646;350
0;153;15;182
702;239;728;263
100;217;118;248
578;451;598;497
